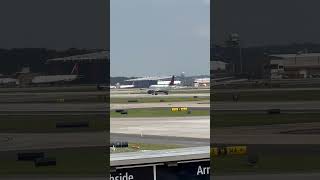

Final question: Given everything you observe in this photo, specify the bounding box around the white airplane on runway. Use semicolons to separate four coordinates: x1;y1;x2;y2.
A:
31;63;80;85
147;75;178;95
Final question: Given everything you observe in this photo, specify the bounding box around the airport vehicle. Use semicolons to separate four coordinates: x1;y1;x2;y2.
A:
147;75;176;95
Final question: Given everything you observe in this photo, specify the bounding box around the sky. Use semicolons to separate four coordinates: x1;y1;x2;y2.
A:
0;0;109;50
111;0;210;77
212;0;320;47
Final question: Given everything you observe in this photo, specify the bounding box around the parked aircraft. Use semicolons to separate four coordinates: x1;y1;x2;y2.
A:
147;75;177;95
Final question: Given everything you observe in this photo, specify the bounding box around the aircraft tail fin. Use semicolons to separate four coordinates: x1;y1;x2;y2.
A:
169;75;175;86
71;63;79;75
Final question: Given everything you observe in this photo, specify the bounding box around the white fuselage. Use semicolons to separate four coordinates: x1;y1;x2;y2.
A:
157;80;181;85
149;84;176;89
32;75;78;84
0;78;18;85
118;85;135;89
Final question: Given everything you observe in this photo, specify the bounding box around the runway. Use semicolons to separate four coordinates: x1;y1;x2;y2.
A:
0;103;106;112
213;123;320;144
0;101;207;112
111;93;209;98
111;116;210;139
111;133;209;147
0;132;105;151
111;101;209;110
213;134;320;144
111;88;209;94
0;91;107;103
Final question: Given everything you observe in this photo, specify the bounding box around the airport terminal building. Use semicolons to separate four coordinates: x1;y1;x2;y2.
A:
269;53;320;79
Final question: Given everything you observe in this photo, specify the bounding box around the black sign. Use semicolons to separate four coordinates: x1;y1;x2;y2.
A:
110;166;154;180
157;161;210;180
110;160;210;180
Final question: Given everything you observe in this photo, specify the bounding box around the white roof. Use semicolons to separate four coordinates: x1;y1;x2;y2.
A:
126;76;172;82
46;51;109;63
111;146;209;167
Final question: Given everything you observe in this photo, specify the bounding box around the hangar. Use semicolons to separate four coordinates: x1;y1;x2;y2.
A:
46;51;109;84
270;53;320;79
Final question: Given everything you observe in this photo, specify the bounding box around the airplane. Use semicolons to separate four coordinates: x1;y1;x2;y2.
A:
147;75;177;95
31;63;80;85
110;85;117;89
0;77;18;86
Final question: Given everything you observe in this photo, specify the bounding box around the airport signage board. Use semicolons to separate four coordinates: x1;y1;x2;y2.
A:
110;160;210;180
211;146;247;156
157;160;210;180
171;107;188;112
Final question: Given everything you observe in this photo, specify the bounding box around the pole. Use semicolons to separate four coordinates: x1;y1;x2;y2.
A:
239;41;243;74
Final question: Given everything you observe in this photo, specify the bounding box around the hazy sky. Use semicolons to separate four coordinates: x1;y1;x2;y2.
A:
0;0;109;50
212;0;320;47
111;0;210;77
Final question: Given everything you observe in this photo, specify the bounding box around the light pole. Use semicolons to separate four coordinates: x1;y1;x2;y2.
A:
228;33;242;74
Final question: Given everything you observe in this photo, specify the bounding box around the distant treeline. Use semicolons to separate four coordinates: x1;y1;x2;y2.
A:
0;48;103;75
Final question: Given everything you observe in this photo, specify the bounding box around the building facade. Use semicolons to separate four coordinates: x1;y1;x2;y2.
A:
270;53;320;79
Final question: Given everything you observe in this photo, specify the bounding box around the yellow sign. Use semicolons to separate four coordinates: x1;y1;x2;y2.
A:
211;146;247;156
171;107;188;112
56;98;65;103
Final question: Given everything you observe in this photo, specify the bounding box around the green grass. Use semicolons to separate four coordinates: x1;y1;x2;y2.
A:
111;108;209;118
212;113;320;127
213;90;320;102
214;153;320;175
0;115;106;133
111;97;209;104
0;147;106;176
111;143;180;153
